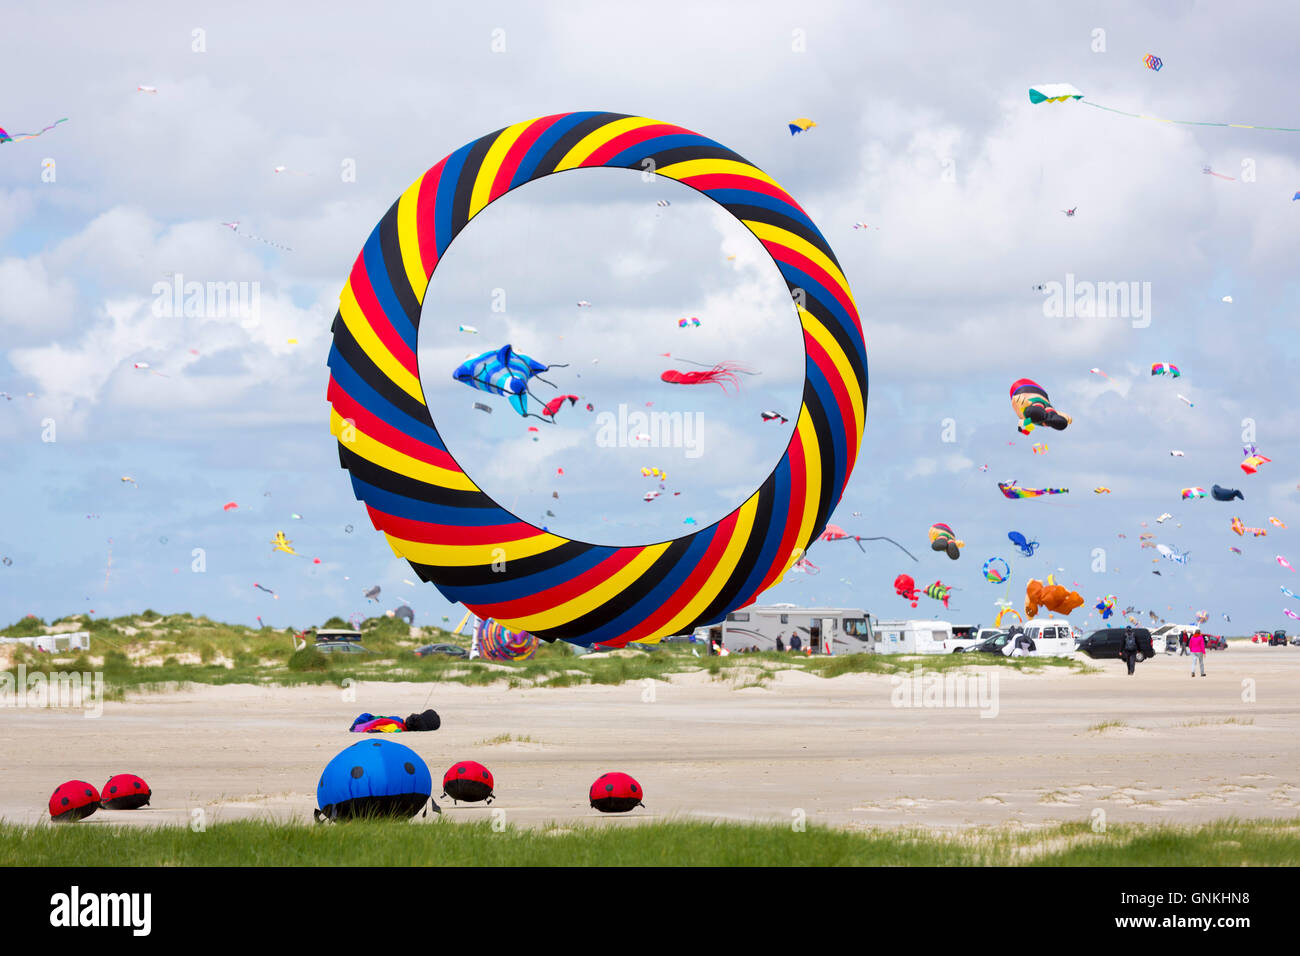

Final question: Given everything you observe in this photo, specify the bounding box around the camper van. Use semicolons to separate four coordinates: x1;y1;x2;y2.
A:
1151;623;1197;654
710;605;874;654
1016;619;1081;656
871;620;983;655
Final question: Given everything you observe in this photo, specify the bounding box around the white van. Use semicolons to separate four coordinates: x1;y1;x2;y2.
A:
1014;620;1079;657
872;620;984;655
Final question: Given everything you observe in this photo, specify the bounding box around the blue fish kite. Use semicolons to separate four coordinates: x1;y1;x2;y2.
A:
1211;484;1244;501
452;344;564;418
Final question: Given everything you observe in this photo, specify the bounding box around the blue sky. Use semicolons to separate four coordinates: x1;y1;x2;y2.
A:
2;0;1298;635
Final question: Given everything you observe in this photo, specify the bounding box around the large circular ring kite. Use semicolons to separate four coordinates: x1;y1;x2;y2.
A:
327;112;866;647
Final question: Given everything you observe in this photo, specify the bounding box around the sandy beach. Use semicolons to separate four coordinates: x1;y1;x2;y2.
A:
4;647;1298;830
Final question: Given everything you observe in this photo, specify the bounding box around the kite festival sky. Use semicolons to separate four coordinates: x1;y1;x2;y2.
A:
2;0;1298;634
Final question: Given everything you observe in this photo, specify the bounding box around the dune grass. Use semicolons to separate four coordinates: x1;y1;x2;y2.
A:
0;610;1094;695
2;817;1296;866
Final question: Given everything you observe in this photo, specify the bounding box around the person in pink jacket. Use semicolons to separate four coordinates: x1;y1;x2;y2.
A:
1189;631;1206;677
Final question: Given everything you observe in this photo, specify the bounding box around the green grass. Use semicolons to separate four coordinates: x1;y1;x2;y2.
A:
2;818;1296;866
1089;720;1128;733
0;611;1095;694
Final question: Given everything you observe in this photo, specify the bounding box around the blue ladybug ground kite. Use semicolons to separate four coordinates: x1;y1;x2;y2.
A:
315;739;435;821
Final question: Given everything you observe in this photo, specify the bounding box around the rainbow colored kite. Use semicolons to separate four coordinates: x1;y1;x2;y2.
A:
999;481;1068;499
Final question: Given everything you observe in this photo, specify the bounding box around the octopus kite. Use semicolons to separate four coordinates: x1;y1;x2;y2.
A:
893;573;922;608
660;361;750;392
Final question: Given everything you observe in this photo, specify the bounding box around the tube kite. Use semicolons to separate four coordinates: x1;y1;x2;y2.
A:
325;111;866;648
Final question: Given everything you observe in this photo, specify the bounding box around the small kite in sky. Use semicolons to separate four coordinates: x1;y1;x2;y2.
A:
761;411;789;424
1094;487;1111;494
364;585;382;601
0;117;67;144
1151;362;1181;377
271;531;296;555
1181;488;1206;499
1279;555;1295;572
1157;513;1173;523
928;523;964;560
220;221;292;251
1089;368;1107;377
136;85;158;94
1203;166;1235;181
1241;453;1271;474
998;481;1068;499
788;118;816;135
458;324;478;334
1008;531;1039;557
1176;394;1194;407
253;583;278;598
541;394;580;419
1010;379;1071;435
576;300;592;308
1170;450;1185;457
661;361;749;392
1270;517;1288;528
678;317;701;328
1212;484;1244;501
1062;207;1077;217
453;344;565;418
820;525;919;561
1231;517;1267;537
656;200;671;207
1143;54;1163;71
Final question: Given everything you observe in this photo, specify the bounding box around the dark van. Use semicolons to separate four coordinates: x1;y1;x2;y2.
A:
1076;627;1156;661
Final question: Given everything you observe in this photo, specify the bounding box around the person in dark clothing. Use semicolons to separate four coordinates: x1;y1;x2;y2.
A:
789;632;803;653
775;635;785;653
1120;626;1140;675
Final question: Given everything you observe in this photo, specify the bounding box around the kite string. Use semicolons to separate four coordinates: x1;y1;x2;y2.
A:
1081;99;1300;133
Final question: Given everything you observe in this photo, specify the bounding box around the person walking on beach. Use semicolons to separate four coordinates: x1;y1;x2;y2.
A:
1189;630;1206;677
1178;631;1189;656
1120;625;1139;675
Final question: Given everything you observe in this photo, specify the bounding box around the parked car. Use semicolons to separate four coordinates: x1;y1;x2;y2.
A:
414;643;468;659
1252;630;1271;644
1269;629;1288;646
965;631;1012;655
1203;634;1227;650
1075;627;1156;661
315;640;372;655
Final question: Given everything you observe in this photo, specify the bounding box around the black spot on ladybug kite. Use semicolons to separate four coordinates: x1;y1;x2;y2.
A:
101;773;151;810
441;760;495;804
49;780;101;823
589;772;645;813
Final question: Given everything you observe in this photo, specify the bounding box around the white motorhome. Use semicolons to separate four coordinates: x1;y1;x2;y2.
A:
1151;623;1197;654
871;620;982;655
708;605;874;654
0;631;90;653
